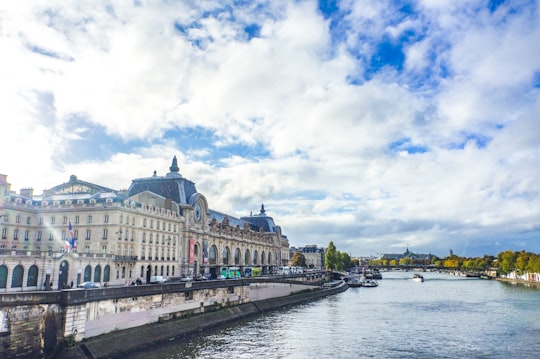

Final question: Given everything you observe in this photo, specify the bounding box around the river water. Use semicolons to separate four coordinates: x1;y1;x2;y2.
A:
121;270;540;359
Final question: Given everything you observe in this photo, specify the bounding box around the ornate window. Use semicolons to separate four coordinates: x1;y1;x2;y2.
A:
222;246;230;265
0;265;7;289
234;248;241;265
27;265;38;287
94;265;101;283
11;265;24;288
84;265;92;282
245;249;251;265
104;265;110;282
209;245;217;265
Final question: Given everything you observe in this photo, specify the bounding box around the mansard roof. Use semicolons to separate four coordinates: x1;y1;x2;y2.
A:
127;156;197;210
45;175;116;196
241;204;280;233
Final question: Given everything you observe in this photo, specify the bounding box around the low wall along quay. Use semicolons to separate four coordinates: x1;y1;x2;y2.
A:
0;273;345;359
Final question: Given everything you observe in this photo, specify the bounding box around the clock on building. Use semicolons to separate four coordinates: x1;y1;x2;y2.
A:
194;203;202;222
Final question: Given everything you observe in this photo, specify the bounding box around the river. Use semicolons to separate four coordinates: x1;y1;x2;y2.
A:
119;270;540;359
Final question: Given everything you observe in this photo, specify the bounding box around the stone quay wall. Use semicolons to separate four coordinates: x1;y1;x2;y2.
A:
0;274;326;359
62;280;347;359
0;292;64;359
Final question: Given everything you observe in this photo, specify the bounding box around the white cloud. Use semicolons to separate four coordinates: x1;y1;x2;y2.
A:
1;1;539;257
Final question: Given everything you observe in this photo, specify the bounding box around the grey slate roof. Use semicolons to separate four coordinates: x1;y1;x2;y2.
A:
127;156;197;213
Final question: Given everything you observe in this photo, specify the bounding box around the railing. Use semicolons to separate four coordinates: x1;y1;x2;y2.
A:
114;255;138;261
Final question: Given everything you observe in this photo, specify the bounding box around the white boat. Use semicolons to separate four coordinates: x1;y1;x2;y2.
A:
412;274;424;282
347;275;363;288
361;279;378;287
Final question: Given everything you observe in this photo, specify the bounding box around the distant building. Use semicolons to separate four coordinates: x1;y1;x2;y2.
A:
290;245;325;268
0;157;290;291
378;247;434;265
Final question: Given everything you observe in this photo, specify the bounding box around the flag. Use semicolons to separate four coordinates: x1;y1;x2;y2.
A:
66;221;74;252
68;221;74;238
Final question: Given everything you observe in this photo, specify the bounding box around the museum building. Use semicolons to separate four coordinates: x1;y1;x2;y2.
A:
0;157;290;291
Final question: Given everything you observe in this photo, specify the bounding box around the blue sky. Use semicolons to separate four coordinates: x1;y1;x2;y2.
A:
1;0;539;257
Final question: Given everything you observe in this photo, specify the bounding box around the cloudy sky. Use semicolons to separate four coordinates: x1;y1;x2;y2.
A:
1;0;539;258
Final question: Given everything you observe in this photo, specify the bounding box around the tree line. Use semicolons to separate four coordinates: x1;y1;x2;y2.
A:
316;242;540;275
368;250;540;275
292;241;540;276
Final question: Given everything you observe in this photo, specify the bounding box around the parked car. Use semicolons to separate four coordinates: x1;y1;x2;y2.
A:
78;282;101;289
194;275;209;281
180;276;192;282
150;275;168;284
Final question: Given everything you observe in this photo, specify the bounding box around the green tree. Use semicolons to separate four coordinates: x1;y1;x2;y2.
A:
290;252;307;267
514;251;530;275
339;252;352;271
497;250;517;274
324;241;338;272
526;254;540;274
399;257;413;266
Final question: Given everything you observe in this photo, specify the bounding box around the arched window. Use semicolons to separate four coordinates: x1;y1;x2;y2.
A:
12;265;24;288
253;250;258;265
261;251;265;265
234;248;241;265
268;252;272;265
209;245;217;265
222;246;230;265
0;265;7;288
244;249;251;266
104;265;110;282
94;265;101;283
27;265;39;287
84;265;92;282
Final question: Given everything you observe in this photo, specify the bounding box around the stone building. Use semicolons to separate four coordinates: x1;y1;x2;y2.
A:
290;245;325;269
0;157;289;291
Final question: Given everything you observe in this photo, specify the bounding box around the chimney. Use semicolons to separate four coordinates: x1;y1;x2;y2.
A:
20;188;34;199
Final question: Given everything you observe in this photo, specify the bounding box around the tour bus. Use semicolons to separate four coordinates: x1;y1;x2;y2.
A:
243;266;262;277
220;267;241;279
251;267;262;277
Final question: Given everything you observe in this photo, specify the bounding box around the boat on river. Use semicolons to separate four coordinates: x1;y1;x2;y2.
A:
412;274;424;282
348;276;363;287
361;279;378;287
348;276;378;288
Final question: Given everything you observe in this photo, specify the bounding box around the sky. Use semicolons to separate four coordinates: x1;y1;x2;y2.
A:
1;0;539;258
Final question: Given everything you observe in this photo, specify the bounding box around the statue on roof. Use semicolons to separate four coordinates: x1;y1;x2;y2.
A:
169;156;180;173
